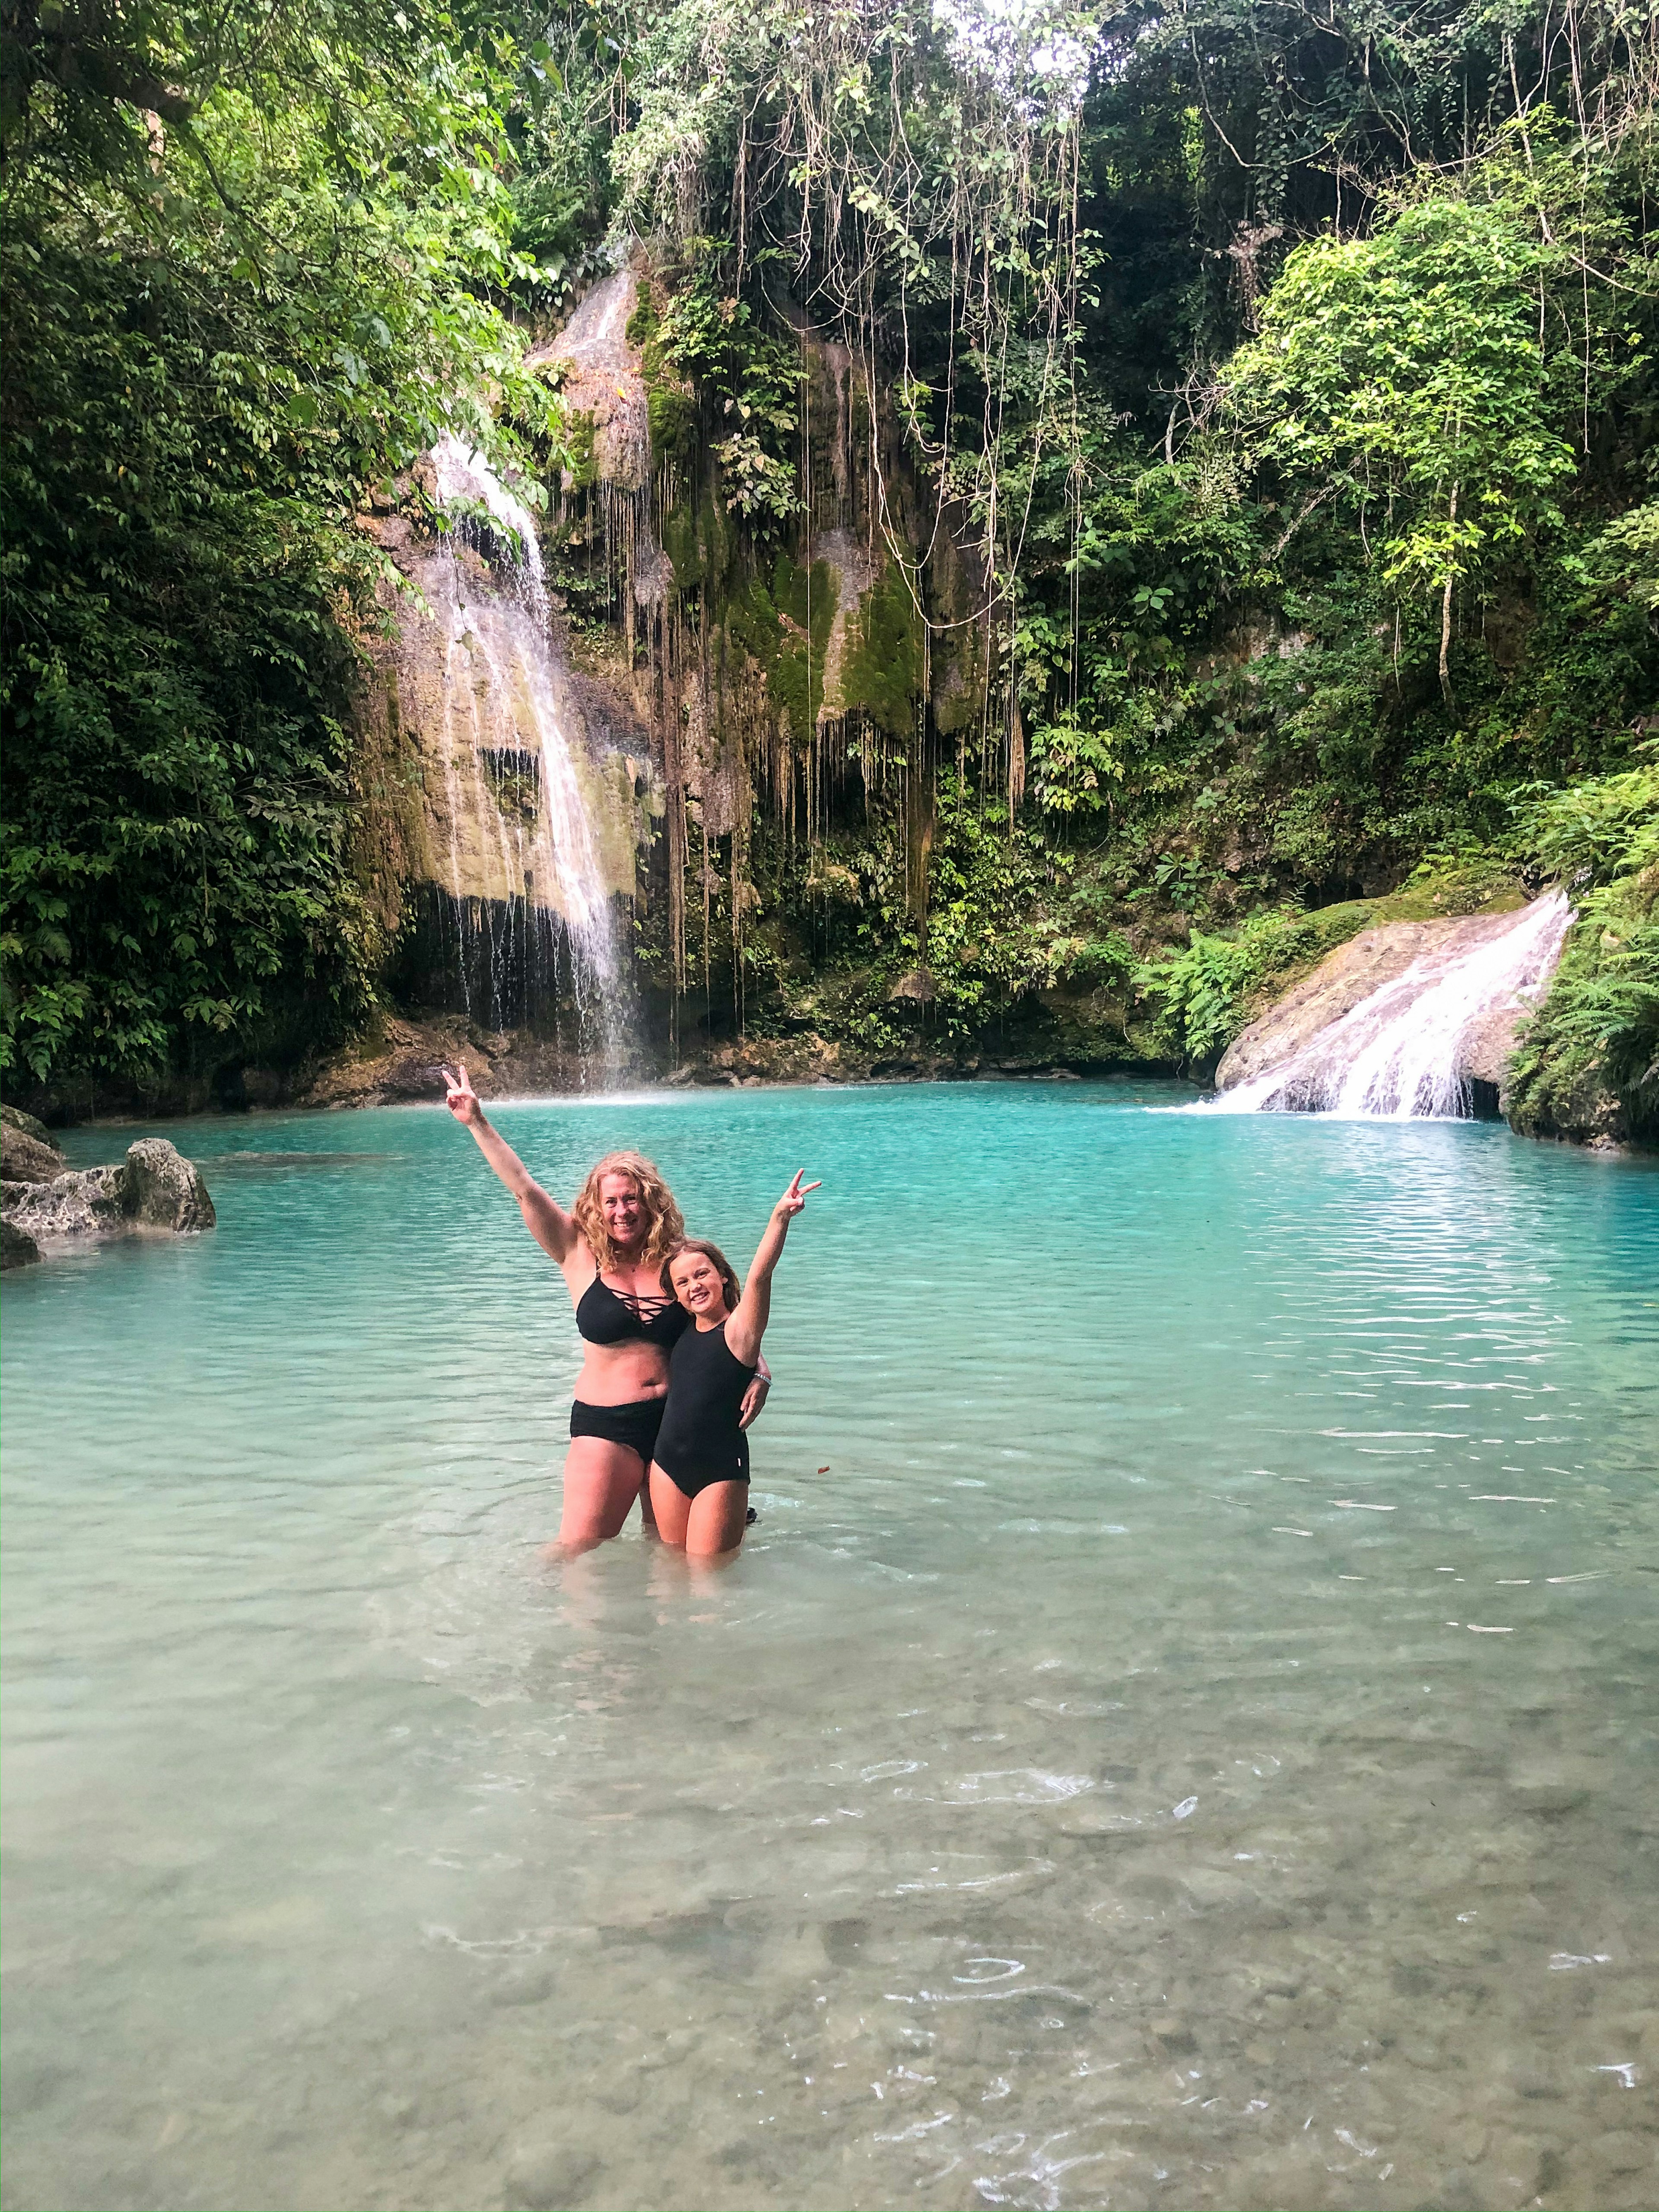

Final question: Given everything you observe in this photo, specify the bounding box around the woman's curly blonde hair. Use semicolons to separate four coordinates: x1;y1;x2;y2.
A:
571;1150;685;1274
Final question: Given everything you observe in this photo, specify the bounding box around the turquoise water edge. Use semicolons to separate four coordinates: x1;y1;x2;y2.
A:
3;1081;1655;2212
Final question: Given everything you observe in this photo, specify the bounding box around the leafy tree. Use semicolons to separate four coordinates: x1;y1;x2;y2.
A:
1;4;553;1088
1228;191;1575;700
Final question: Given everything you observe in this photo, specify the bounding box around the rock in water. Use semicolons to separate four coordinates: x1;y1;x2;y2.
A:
0;1138;215;1249
2;1118;65;1185
1;1102;60;1148
2;1216;40;1270
2;1164;130;1241
504;2141;600;2211
125;1139;216;1232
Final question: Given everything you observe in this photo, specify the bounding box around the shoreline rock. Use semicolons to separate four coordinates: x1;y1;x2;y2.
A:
0;1137;215;1265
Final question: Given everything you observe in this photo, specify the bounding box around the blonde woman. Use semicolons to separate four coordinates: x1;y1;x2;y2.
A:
440;1066;769;1551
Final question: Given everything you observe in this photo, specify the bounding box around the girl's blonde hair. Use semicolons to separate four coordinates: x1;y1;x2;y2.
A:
571;1150;685;1274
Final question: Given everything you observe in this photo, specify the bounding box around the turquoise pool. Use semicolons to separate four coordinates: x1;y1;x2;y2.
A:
3;1083;1655;2209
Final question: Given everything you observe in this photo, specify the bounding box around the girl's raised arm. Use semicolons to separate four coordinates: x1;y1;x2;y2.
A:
725;1171;820;1367
439;1063;578;1264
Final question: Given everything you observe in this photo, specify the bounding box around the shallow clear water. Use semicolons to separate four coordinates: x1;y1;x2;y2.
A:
3;1083;1656;2212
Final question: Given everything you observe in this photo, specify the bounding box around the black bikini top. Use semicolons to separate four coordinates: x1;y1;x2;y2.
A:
575;1262;691;1350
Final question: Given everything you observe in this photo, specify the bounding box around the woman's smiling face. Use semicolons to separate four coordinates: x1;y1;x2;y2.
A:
599;1173;644;1250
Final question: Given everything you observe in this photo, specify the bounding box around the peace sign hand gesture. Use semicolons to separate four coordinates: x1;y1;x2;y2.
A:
439;1063;484;1128
772;1169;822;1222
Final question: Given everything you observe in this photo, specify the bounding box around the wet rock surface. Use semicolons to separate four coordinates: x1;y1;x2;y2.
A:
1;1102;58;1150
125;1138;216;1231
1217;912;1516;1091
1216;897;1572;1116
3;1118;66;1185
0;1138;215;1255
2;1214;41;1269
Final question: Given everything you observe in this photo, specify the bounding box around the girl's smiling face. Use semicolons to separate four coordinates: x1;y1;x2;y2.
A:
668;1247;730;1319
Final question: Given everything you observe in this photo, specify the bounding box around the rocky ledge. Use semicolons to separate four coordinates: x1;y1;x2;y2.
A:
1;1107;215;1268
1214;899;1570;1118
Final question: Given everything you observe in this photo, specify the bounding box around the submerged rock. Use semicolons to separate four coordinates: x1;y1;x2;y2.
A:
2;1215;40;1270
0;1138;214;1252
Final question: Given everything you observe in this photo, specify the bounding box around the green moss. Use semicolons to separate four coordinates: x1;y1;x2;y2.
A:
648;384;697;463
565;409;597;491
841;562;924;733
624;288;658;354
661;498;702;590
728;556;838;740
660;486;739;596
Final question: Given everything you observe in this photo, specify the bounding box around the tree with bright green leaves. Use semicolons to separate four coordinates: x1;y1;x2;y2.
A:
1227;190;1576;701
1;0;556;1088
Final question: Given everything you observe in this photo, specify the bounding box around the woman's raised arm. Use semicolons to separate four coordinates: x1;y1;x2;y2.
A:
725;1171;820;1367
440;1064;577;1264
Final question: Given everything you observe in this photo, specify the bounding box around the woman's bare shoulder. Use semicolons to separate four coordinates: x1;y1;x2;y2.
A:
559;1235;597;1288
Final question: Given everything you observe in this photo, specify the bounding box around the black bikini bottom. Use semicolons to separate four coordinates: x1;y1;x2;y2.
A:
569;1396;665;1468
655;1433;750;1501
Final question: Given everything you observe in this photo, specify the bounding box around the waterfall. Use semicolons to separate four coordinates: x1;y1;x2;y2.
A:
1199;891;1574;1119
423;435;627;1070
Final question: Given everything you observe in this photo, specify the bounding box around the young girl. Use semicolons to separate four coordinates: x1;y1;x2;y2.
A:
650;1170;819;1558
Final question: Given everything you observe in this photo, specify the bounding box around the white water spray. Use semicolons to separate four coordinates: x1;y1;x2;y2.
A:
1198;891;1573;1119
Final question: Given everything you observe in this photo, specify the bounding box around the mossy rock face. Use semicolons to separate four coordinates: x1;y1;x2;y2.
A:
648;386;697;465
565;410;598;491
727;556;838;741
840;563;924;734
662;488;736;596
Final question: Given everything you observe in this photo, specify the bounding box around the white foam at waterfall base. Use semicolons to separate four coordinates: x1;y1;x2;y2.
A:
426;433;625;1066
1192;890;1574;1120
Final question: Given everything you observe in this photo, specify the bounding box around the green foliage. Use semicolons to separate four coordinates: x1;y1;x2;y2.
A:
1230;192;1574;635
1135;905;1374;1069
1507;765;1659;1140
0;4;547;1087
641;248;801;520
6;0;1657;1131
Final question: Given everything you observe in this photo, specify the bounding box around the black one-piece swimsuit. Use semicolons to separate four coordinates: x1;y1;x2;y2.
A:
653;1320;757;1499
567;1267;689;1467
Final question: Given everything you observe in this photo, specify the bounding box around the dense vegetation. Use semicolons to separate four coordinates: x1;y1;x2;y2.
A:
3;0;1655;1134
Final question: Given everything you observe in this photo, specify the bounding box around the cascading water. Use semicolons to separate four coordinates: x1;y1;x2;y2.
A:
1199;890;1574;1119
423;433;626;1071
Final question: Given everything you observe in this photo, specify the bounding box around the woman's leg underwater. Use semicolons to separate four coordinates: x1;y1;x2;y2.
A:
553;1438;646;1554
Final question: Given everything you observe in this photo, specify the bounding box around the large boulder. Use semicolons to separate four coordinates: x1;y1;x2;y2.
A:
2;1216;40;1270
1216;914;1506;1091
125;1138;216;1231
2;1116;65;1185
1215;898;1572;1112
1;1102;58;1148
0;1138;215;1248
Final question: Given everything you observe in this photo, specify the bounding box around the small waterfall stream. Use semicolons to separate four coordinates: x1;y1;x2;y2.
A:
1200;891;1574;1119
423;435;626;1068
